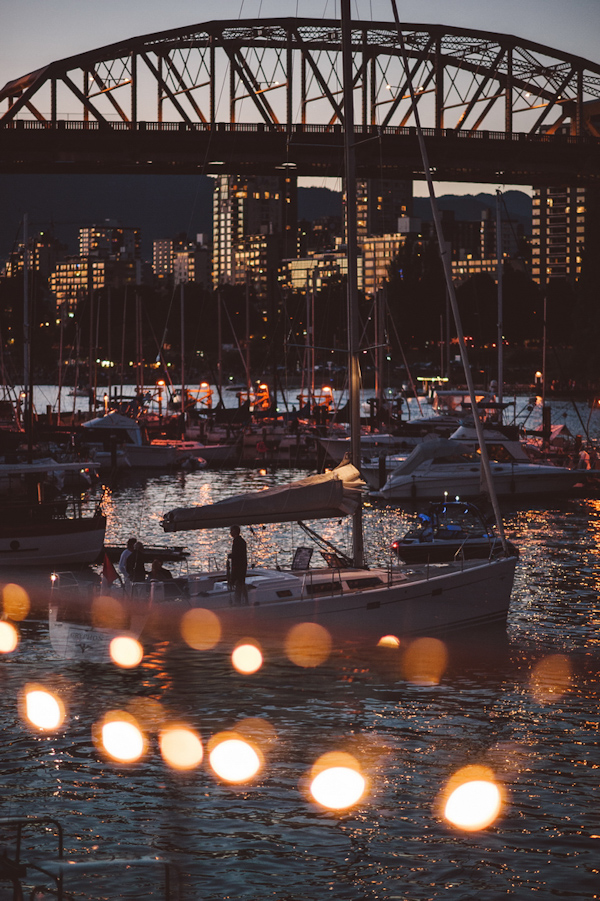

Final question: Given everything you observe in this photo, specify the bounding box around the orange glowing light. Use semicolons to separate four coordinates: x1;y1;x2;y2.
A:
309;752;366;810
231;642;263;674
0;620;18;653
110;636;144;668
208;732;262;783
443;765;503;830
285;622;332;668
2;583;30;621
530;654;572;703
92;595;127;631
377;634;400;648
402;636;448;685
180;607;222;650
24;686;65;731
97;712;146;763
159;725;204;770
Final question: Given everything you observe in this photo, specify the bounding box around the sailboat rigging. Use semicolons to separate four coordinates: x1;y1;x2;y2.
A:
155;2;517;644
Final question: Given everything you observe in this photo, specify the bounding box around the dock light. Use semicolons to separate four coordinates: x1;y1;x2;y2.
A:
0;621;19;653
104;393;109;414
442;765;503;831
309;752;366;810
208;732;262;783
377;634;400;648
23;685;65;731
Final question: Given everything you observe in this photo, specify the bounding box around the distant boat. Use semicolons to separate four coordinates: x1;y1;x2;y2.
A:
0;459;106;567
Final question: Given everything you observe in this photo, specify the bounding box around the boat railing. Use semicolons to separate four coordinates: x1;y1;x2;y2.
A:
0;813;181;900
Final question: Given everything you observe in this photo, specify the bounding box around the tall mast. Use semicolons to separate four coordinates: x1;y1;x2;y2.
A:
341;0;364;567
390;0;509;554
496;190;504;407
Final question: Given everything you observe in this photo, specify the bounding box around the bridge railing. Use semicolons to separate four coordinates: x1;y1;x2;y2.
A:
0;118;596;144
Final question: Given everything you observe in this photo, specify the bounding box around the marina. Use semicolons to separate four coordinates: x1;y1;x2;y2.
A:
0;456;599;899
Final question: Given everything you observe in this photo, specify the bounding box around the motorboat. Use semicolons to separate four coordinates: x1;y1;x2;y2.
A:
80;411;204;469
0;459;106;567
375;430;584;502
390;500;518;564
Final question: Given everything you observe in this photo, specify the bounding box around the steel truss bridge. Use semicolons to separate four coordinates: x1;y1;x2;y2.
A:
1;17;599;184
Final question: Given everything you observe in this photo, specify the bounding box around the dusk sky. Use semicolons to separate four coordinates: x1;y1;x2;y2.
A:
1;0;598;196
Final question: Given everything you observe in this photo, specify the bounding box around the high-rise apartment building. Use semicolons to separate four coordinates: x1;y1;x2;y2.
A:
353;179;412;242
531;185;587;285
212;174;297;289
79;222;141;261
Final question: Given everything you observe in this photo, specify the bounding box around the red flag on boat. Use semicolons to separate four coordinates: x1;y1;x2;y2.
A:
102;553;119;586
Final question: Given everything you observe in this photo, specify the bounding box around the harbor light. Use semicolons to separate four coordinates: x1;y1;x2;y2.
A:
2;583;30;621
110;636;144;668
285;622;332;668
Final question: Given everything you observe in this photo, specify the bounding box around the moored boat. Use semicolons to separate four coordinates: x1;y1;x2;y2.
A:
0;459;106;567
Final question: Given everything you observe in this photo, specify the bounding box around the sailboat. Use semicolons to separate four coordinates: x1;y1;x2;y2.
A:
159;2;517;644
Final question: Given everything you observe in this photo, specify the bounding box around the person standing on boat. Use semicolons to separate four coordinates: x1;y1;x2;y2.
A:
229;525;248;605
127;541;147;583
118;538;136;586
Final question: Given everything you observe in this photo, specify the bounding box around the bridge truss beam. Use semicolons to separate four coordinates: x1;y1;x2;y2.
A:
1;18;599;182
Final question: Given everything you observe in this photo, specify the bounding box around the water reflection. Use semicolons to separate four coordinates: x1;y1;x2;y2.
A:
1;470;600;899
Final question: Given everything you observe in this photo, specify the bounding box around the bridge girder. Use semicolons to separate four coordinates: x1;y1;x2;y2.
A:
1;18;599;182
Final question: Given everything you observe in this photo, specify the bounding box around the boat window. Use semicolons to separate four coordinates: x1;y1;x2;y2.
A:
304;581;342;595
485;444;514;462
276;590;294;598
431;453;478;464
345;577;383;589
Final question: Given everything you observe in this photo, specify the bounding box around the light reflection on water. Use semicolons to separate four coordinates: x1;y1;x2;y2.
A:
1;466;600;899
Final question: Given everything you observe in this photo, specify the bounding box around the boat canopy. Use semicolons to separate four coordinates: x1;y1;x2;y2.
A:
162;462;365;532
81;411;143;445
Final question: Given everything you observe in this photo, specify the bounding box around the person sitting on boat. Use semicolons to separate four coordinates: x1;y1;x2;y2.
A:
150;558;173;581
229;525;248;606
127;541;147;583
118;538;136;585
418;514;434;542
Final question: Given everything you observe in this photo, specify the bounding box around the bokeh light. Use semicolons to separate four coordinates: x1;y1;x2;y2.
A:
309;752;366;810
92;595;127;631
443;765;503;830
402;636;448;685
377;634;401;648
285;622;332;668
530;654;572;703
208;732;262;782
0;620;19;653
180;607;222;650
159;725;204;770
109;636;144;668
97;712;146;763
231;642;263;674
23;686;65;731
2;583;30;621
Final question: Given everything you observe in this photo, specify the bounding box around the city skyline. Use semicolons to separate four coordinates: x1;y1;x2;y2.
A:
1;0;598;198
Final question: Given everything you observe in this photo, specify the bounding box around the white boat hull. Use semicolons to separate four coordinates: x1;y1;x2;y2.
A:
149;556;517;643
378;463;583;501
